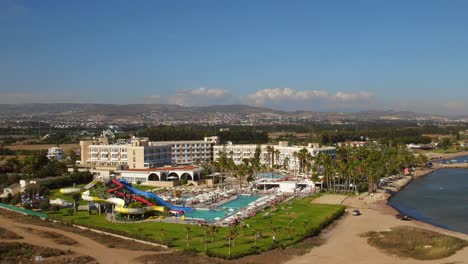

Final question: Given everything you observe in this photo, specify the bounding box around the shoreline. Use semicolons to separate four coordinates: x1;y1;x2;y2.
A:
425;150;468;161
288;168;468;264
383;166;468;236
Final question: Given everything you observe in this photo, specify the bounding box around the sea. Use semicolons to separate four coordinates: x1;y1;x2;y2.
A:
388;166;468;234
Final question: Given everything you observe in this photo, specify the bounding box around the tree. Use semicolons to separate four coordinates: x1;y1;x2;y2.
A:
240;222;247;238
67;149;78;165
4;157;22;173
210;225;219;242
253;228;261;247
286;221;295;239
226;227;238;258
72;193;80;214
203;226;210;252
185;225;192;248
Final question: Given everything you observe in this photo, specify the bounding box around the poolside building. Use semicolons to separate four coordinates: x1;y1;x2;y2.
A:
117;165;202;187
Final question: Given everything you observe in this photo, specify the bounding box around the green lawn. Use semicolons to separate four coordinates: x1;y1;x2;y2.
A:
47;195;344;259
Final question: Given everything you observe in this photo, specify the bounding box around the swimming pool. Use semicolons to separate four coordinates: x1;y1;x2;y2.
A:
185;195;260;221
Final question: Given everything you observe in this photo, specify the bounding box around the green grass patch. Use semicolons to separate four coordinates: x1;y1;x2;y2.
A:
47;195;344;259
362;226;468;260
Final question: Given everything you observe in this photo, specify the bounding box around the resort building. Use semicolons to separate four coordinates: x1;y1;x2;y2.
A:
47;147;65;160
336;140;369;148
151;136;219;164
213;141;336;172
80;136;171;169
117;165;202;187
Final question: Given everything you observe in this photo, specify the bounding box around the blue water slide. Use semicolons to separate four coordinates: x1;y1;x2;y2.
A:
118;180;192;213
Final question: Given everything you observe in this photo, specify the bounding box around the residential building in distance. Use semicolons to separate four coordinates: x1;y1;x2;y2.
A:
213;141;336;172
336;141;369;148
80;135;171;169
151;136;219;164
47;146;65;160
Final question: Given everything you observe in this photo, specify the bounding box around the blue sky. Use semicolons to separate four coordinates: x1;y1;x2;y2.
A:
1;0;467;115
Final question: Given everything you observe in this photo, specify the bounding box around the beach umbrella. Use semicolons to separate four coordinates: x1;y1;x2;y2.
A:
167;176;178;180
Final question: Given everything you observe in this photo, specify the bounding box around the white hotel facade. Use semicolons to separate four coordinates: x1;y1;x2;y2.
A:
213;141;336;171
151;136;219;164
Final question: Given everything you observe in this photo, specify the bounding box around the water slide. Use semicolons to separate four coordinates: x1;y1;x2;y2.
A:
118;179;193;213
81;190;165;214
59;179;101;194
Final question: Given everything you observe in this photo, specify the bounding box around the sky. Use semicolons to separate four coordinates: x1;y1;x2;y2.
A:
1;0;467;115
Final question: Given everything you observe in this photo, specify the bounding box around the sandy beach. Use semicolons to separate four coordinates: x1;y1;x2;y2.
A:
287;167;468;264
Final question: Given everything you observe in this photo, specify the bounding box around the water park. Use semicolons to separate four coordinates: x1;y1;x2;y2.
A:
40;176;345;258
54;177;299;226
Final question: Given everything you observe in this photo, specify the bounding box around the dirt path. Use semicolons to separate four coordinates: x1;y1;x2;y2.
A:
0;216;170;264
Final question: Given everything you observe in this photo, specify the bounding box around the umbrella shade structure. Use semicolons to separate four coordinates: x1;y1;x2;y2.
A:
167;176;178;180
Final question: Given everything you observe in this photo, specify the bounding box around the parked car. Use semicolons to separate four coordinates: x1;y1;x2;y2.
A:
352;209;361;216
396;213;410;221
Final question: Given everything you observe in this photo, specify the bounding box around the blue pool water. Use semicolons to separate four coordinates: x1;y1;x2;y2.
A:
185;195;260;221
256;172;285;179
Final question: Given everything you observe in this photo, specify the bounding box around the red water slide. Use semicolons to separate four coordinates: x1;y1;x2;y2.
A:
107;179;124;193
108;179;155;206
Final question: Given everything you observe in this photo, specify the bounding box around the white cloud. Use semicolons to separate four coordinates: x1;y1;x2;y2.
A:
167;88;230;106
246;88;374;106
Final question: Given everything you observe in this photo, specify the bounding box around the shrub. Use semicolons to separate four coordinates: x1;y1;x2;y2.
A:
38;201;50;210
50;204;61;211
10;194;21;205
66;208;75;216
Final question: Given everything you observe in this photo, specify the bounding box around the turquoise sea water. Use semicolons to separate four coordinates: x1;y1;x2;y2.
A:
436;155;468;164
185;195;260;221
388;169;468;234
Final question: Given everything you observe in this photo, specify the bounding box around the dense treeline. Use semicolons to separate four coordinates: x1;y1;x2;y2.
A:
139;126;268;144
1;152;68;186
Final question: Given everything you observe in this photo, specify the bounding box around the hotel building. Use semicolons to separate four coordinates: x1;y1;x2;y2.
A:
150;136;219;164
213;141;336;171
80;136;171;169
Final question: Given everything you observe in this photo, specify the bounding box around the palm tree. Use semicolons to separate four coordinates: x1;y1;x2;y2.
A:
160;227;166;245
253;228;261;247
286;221;295;239
203;226;210;252
185;225;192;248
293;151;299;178
303;220;309;232
274;149;280;169
210;225;219;242
283;156;290;171
240;222;247;238
226;227;238;258
266;146;274;169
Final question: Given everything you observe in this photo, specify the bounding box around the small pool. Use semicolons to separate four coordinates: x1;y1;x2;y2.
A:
185;195;260;221
256;172;285;179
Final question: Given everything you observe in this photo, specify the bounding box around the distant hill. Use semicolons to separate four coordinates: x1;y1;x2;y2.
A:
0;103;458;126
